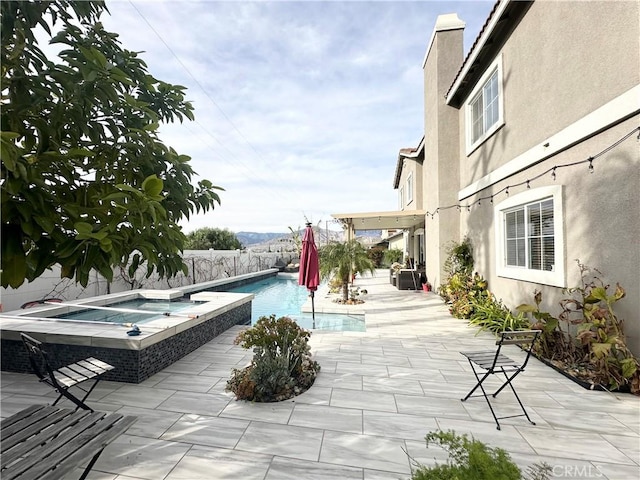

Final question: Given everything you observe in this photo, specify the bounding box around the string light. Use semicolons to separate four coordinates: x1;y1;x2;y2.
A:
421;126;638;220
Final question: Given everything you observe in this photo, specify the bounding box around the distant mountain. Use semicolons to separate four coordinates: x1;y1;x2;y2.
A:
236;229;383;250
236;232;284;246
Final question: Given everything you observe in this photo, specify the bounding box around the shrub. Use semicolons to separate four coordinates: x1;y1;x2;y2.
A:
517;262;640;394
411;430;550;480
469;293;530;334
383;248;404;267
226;315;320;402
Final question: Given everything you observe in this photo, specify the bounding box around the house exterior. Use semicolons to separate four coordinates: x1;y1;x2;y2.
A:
420;1;640;353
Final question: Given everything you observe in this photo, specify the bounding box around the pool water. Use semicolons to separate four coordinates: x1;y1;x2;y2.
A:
228;277;365;332
55;299;198;324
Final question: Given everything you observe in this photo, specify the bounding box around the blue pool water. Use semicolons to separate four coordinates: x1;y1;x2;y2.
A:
55;299;198;324
228;276;365;332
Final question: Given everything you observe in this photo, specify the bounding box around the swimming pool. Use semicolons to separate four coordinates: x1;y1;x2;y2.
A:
228;276;365;332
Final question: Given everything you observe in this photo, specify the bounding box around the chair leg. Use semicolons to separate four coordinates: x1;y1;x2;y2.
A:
79;448;105;480
495;369;535;426
461;362;502;430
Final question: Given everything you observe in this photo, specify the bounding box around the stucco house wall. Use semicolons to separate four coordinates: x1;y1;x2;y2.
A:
423;15;465;288
448;1;640;354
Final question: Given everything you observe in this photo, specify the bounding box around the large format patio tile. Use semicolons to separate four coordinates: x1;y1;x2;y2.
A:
289;403;363;434
330;388;398;412
236;421;324;461
92;434;191;479
95;385;177;409
265;456;364;479
395;393;471;419
157;391;232;416
164;445;272;480
153;374;220;393
517;427;637;464
320;430;411;474
115;406;182;438
363;410;438;441
220;398;295;424
161;414;250;448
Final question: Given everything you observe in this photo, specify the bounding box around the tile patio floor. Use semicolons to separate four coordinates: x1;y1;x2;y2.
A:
1;270;639;479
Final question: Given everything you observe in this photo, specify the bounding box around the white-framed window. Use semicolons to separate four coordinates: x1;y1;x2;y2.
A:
466;55;504;154
495;185;565;287
399;186;404;210
406;173;414;205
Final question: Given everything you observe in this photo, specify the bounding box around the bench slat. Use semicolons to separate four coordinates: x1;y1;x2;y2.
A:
0;405;44;431
1;411;102;479
81;358;115;374
39;416;137;480
0;407;73;454
65;362;100;379
1;410;94;470
19;414;134;480
0;409;134;480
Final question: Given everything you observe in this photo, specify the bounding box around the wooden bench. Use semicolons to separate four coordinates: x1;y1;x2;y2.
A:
21;333;115;412
1;404;136;480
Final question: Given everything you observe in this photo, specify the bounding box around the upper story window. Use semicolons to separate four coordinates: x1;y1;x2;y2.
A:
399;186;404;210
495;185;565;287
406;173;414;205
466;55;504;154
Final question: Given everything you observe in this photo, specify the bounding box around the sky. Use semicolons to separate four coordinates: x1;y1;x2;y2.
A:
97;0;495;233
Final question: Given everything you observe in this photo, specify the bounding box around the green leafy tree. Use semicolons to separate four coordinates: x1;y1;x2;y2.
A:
184;227;242;250
318;240;375;302
1;1;223;287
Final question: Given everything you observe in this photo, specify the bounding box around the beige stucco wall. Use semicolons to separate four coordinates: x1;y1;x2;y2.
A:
460;116;640;355
398;158;423;211
461;0;640;185
423;24;465;288
452;1;640;355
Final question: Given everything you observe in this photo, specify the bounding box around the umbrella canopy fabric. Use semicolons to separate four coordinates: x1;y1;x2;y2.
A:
298;224;320;292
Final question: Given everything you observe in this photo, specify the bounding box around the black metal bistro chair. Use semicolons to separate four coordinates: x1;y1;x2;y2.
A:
21;333;114;412
460;329;541;430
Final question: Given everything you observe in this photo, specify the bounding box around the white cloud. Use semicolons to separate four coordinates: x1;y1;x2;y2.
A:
98;0;494;233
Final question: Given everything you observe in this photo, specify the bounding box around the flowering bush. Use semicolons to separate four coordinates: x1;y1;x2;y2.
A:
226;315;320;402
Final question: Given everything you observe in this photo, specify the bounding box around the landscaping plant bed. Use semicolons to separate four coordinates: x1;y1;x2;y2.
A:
532;353;631;394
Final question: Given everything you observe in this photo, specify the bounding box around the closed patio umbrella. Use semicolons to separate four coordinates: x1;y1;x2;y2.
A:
298;223;320;328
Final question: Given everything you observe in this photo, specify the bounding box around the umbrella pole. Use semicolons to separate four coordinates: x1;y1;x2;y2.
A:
311;291;315;329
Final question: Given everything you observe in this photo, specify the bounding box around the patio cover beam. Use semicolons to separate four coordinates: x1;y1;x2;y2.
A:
331;210;427;232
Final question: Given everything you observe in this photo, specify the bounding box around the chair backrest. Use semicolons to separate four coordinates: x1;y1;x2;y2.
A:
496;329;541;368
21;333;56;382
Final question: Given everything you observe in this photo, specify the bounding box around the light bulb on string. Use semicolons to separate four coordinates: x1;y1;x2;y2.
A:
551;167;556;181
588;157;594;173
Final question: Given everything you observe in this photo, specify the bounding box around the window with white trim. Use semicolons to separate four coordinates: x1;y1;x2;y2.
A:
406;173;413;205
504;198;554;271
495;185;565;287
466;55;504;153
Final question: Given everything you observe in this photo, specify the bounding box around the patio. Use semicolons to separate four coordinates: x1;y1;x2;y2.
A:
1;270;638;479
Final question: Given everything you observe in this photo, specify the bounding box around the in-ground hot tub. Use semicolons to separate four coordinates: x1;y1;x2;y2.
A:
0;270;277;383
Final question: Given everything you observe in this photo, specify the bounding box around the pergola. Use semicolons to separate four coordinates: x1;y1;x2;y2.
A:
331;210;426;240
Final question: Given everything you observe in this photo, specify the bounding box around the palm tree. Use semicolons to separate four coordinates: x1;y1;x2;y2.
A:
318;240;376;302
